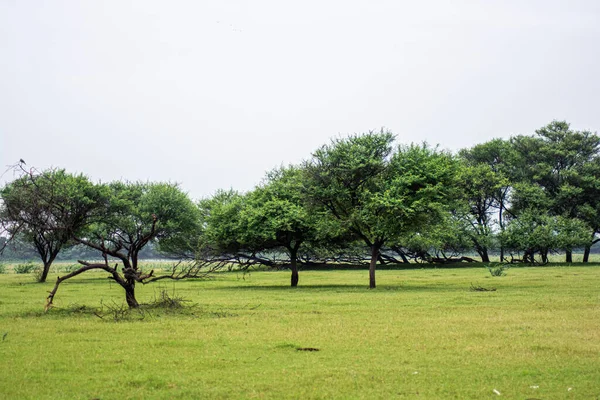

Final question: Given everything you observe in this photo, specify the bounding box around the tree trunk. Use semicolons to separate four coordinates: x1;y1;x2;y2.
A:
290;248;299;287
565;250;572;263
38;252;58;283
499;247;504;263
369;244;380;289
39;261;51;283
523;249;533;264
480;249;490;263
124;283;139;308
583;245;591;263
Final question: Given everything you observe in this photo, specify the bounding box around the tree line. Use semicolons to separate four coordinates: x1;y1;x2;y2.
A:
1;121;599;307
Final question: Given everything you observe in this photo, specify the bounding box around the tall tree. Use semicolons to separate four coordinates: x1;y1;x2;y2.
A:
304;131;458;288
510;121;600;262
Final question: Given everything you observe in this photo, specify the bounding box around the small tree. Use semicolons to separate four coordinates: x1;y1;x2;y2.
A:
241;166;335;286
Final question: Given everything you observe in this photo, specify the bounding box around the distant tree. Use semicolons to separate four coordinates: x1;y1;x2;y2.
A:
501;210;589;264
197;190;257;261
0;169;103;282
304;131;459;288
459;139;514;261
453;163;505;262
575;158;600;261
510;121;600;262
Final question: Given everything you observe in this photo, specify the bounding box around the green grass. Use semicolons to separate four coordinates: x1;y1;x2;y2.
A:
0;265;599;399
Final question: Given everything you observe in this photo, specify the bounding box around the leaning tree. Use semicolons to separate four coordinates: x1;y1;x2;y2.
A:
46;180;204;309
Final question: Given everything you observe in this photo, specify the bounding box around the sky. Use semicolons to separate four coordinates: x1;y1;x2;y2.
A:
1;0;599;199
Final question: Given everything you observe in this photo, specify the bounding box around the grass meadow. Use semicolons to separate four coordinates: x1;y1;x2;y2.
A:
0;261;599;399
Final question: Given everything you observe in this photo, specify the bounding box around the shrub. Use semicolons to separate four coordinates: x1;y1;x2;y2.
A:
486;263;509;277
0;263;6;274
14;262;37;274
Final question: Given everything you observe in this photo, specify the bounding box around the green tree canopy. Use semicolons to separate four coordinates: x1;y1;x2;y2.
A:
0;169;105;282
305;130;459;288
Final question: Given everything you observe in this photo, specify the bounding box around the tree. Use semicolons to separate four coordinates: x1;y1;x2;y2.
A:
510;121;600;262
459;139;514;261
501;210;589;264
198;168;337;287
453;163;504;262
576;158;600;261
197;190;261;262
46;181;204;309
304;130;459;288
241;166;334;286
0;169;104;282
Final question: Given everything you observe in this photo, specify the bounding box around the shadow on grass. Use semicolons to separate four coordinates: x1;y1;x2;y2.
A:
297;262;600;271
213;283;469;293
297;263;479;271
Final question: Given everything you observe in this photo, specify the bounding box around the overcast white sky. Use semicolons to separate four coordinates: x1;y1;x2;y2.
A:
1;1;599;199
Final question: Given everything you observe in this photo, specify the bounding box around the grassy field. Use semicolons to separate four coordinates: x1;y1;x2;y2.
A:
0;263;599;399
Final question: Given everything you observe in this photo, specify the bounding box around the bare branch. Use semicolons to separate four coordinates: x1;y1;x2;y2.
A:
45;261;119;311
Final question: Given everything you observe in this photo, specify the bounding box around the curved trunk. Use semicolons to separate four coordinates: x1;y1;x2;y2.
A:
124;283;139;308
39;261;52;283
37;250;59;283
583;245;591;263
541;250;548;264
479;249;490;263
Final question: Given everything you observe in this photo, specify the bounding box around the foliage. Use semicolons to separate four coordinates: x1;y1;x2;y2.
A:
0;263;6;274
304;131;460;287
486;263;509;276
456;141;513;261
0;168;105;282
509;121;600;261
13;262;37;274
501;211;590;263
46;181;206;309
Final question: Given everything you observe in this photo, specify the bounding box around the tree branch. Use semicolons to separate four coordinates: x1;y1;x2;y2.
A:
45;261;119;311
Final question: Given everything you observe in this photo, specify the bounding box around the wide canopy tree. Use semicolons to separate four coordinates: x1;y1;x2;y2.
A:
510;121;600;262
240;166;337;287
46;181;203;309
304;130;459;288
